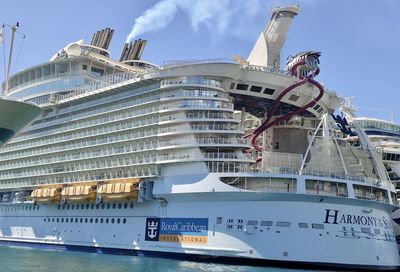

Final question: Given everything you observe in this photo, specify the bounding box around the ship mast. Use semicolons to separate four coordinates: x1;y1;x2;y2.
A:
3;22;20;95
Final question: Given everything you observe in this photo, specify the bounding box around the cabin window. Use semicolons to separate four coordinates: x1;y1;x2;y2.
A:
261;221;273;227
236;84;249;91
250;86;262;93
264;88;275;95
230;83;235;89
298;223;308;228
311;223;324;230
276;221;291;227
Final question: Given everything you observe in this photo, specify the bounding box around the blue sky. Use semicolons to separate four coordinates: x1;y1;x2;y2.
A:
1;0;399;121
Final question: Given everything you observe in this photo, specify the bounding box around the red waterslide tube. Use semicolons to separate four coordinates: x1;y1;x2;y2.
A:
245;64;324;152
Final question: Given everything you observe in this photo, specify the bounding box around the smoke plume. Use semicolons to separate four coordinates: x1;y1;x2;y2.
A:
125;0;269;42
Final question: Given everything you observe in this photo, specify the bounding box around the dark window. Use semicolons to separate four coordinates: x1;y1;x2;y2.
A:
217;217;222;224
75;218;78;223
260;221;273;227
57;205;61;210
264;88;275;95
90;218;93;223
80;218;83;223
106;218;109;224
230;83;235;89
311;223;324;230
101;204;105;209
57;218;59;223
123;218;127;224
112;203;116;209
90;204;95;210
313;104;321;111
298;223;308;228
361;227;371;234
70;218;73;224
71;204;74;210
52;218;55;222
61;218;64;223
96;204;100;209
276;221;291;227
66;205;70;210
44;218;46;222
117;218;121;224
82;64;88;70
81;204;84;210
236;84;249;91
250;86;262;93
289;94;299;101
124;203;128;209
86;204;89;210
85;218;88;223
118;203;122;209
95;218;98;224
66;218;69;223
76;205;79;210
107;204;111;209
130;203;134;209
247;220;258;226
111;218;115;224
100;218;104;224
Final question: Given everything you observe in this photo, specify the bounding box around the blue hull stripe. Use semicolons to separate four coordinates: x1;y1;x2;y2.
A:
0;239;398;271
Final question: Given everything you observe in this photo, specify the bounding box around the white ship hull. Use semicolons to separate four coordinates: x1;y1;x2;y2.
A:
0;186;399;270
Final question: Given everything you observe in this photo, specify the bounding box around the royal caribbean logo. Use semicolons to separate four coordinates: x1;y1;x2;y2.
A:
145;217;208;244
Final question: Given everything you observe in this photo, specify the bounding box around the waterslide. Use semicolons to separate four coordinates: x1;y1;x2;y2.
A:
245;52;324;152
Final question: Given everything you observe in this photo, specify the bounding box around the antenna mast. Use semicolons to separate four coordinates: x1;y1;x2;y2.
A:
4;22;19;95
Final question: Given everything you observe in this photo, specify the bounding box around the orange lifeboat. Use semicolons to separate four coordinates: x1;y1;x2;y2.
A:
30;185;62;203
97;178;140;203
61;182;97;203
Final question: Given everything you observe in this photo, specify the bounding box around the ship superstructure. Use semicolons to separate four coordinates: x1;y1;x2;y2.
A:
0;6;399;270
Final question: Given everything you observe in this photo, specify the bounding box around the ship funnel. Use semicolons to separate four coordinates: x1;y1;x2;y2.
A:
247;5;300;68
90;28;115;50
119;39;147;61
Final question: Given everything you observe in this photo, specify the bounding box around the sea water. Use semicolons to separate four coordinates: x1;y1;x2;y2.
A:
0;246;335;272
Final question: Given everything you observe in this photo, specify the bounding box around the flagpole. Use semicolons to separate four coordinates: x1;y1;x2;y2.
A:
4;22;19;95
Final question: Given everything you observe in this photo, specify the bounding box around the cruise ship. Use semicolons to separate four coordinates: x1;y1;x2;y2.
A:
0;6;399;270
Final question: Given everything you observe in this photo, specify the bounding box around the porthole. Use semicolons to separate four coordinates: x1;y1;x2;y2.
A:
80;218;83;223
85;218;88;223
124;203;128;209
111;218;115;224
106;218;109;224
123;218;127;224
66;218;69;223
118;203;122;209
130;203;134;209
100;218;104;224
44;218;46;222
96;204;99;209
76;205;80;210
70;218;73;224
57;205;61;210
61;218;64;223
52;218;55;222
37;205;40;211
117;218;121;224
101;204;105;209
67;205;70;210
86;204;89;210
71;204;75;210
112;203;116;209
95;218;98;224
75;218;78;223
57;218;59;223
90;218;93;223
62;205;65;210
106;204;111;209
81;204;85;210
90;204;94;210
